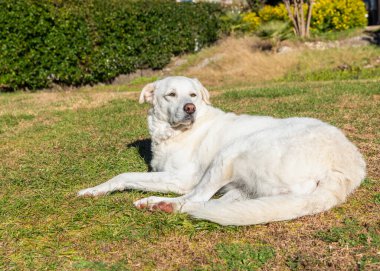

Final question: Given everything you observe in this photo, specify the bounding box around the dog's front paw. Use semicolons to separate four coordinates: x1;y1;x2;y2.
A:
133;197;181;213
77;187;106;197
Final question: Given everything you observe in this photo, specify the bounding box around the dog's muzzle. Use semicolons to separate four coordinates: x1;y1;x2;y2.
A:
169;103;196;129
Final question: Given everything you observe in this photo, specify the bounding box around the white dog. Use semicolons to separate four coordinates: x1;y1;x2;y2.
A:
78;76;366;226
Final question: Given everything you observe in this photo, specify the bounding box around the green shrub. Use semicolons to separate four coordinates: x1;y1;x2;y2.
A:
257;0;367;33
242;12;261;32
256;20;293;42
258;4;289;23
220;10;261;34
0;0;222;91
312;0;367;32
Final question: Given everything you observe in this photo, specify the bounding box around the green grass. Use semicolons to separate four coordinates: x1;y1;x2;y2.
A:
213;243;275;270
128;76;159;86
315;218;380;270
315;218;380;247
0;113;35;133
0;79;379;270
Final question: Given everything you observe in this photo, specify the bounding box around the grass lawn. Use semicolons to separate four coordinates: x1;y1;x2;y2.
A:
0;79;379;270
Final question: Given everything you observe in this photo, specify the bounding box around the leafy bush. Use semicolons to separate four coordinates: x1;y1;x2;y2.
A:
246;0;266;13
256;20;293;42
257;0;367;33
242;12;261;32
255;20;293;51
220;10;261;34
258;4;288;23
0;0;222;91
220;10;247;34
0;1;91;90
312;0;367;32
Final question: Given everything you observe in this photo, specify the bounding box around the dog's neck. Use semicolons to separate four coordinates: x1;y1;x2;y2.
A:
147;109;183;145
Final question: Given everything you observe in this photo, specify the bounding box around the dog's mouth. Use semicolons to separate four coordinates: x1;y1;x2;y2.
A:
170;115;194;129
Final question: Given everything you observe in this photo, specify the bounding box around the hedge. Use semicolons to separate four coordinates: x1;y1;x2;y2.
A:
0;0;222;91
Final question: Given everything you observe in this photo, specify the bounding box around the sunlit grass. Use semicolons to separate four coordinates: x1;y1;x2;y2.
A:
0;79;379;270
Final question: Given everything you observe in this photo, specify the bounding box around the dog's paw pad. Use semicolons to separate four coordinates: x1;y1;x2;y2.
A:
134;197;177;213
151;202;174;213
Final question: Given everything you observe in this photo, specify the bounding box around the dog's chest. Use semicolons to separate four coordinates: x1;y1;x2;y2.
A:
150;141;196;172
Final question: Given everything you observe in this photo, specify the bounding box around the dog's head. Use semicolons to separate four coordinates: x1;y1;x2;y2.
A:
139;76;211;129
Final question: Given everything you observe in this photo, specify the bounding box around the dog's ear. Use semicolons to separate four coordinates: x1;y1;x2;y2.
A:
139;82;156;104
193;78;211;105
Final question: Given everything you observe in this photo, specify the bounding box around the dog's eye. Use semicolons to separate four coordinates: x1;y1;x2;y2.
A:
190;93;197;97
167;92;176;97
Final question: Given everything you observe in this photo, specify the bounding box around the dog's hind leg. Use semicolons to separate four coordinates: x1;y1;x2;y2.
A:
179;149;244;203
216;188;246;202
177;188;247;214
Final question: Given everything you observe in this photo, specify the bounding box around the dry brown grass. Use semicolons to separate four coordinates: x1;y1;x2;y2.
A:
161;36;380;89
180;37;300;87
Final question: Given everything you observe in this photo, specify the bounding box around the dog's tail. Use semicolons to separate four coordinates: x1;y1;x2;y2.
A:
186;167;365;226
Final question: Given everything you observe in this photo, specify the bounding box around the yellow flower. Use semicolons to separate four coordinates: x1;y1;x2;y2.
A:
242;12;261;31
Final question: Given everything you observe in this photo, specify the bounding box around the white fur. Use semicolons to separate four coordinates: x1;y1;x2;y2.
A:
78;76;366;226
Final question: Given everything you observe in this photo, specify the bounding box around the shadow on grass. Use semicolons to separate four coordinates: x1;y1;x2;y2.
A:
127;138;152;171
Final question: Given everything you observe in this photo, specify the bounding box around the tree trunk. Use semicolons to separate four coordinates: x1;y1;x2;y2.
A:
283;0;314;38
305;0;314;37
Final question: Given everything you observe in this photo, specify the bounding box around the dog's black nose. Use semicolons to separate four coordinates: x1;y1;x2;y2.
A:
183;103;196;114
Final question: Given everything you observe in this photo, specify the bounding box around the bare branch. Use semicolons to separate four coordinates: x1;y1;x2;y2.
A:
283;0;314;37
305;0;315;37
294;1;302;36
283;0;300;36
300;0;305;37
